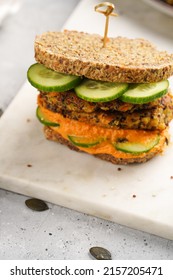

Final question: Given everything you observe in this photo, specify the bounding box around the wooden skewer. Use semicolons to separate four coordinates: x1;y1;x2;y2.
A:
95;2;118;48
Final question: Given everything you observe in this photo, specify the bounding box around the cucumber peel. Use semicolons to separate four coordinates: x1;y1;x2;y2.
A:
68;135;103;148
114;136;160;154
27;63;82;92
120;80;169;104
36;106;59;127
75;79;128;102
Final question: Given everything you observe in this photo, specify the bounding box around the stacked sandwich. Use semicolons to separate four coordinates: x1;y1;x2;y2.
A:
27;30;173;164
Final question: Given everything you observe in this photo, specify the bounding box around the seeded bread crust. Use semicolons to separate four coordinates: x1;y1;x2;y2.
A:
35;30;173;83
43;126;167;165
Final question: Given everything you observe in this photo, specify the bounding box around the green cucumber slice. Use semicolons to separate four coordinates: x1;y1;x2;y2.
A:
68;135;103;148
120;80;169;104
36;106;59;127
75;79;128;102
27;63;82;92
114;136;160;154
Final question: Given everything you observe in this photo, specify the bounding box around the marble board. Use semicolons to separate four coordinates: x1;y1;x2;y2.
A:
0;0;173;240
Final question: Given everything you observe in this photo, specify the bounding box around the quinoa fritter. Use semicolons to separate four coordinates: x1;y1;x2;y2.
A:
38;91;173;131
39;90;172;113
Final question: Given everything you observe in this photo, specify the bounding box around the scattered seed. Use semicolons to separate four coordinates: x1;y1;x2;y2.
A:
0;108;3;117
170;176;173;179
132;194;136;198
117;167;122;171
27;164;32;167
25;198;49;211
165;137;169;145
89;246;112;260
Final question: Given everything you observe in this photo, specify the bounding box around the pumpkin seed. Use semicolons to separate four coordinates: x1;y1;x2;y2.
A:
25;198;49;211
89;246;112;260
0;108;3;117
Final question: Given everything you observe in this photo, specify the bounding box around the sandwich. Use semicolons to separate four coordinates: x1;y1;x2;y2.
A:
27;30;173;165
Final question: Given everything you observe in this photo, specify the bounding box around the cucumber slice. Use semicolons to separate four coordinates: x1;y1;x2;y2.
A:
68;135;103;148
114;136;160;154
27;63;82;92
75;79;128;102
120;80;169;104
36;106;59;127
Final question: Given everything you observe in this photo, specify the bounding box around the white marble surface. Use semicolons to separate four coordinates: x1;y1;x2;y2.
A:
1;0;173;260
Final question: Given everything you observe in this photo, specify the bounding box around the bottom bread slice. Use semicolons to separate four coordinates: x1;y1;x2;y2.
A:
43;126;168;165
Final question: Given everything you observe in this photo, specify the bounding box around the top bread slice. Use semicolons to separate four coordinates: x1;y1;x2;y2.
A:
35;30;173;83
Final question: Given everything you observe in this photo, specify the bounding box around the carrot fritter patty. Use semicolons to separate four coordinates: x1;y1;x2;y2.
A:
38;91;173;131
40;90;172;113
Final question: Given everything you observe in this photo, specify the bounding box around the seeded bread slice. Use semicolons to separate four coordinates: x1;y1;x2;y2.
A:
43;126;168;165
35;30;173;83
